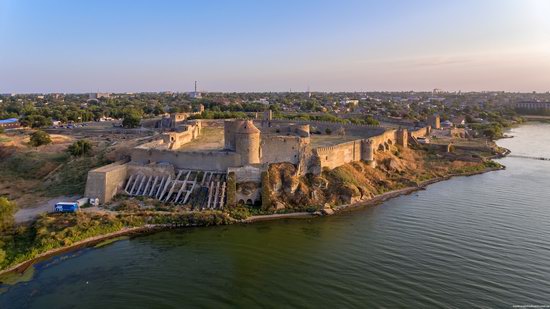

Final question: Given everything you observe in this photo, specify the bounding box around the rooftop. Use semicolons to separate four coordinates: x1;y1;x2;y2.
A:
0;118;18;124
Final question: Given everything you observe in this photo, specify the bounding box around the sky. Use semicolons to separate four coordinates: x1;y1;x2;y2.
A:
0;0;549;93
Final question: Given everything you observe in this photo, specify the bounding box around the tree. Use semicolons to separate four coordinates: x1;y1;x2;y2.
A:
122;109;142;128
29;130;52;147
364;116;380;126
226;172;236;208
0;197;16;232
67;140;92;157
261;171;272;210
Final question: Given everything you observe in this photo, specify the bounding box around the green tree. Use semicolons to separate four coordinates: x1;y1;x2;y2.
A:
226;172;236;208
261;171;272;210
0;197;16;232
29;130;52;147
20;115;52;128
122;109;142;128
67;140;93;157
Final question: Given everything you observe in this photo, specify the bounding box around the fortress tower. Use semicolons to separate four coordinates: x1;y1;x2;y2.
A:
428;114;440;129
360;139;376;168
235;120;261;165
396;128;408;148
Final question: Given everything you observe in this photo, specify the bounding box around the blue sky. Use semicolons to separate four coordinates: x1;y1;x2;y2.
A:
0;0;549;93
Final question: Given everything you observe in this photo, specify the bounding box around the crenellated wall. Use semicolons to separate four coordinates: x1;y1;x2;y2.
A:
314;139;363;170
368;129;397;152
267;119;386;138
255;121;311;138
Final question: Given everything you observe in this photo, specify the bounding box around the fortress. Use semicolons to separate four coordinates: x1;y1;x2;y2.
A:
85;111;430;208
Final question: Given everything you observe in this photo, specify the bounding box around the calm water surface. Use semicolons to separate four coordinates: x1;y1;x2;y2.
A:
2;123;550;308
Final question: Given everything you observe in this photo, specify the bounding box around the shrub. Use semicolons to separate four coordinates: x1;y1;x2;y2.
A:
261;171;272;210
226;172;236;208
229;205;251;220
0;197;17;231
67;140;92;157
29;130;51;147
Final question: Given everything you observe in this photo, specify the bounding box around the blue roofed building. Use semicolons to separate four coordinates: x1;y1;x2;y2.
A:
0;118;21;129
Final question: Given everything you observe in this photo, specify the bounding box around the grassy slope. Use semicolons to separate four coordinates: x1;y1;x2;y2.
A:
0;134;109;206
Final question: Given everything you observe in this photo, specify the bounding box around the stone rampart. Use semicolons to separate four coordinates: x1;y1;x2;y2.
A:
267;119;386;138
410;126;431;138
131;148;241;171
84;161;128;204
260;135;310;165
314;139;363;170
161;121;202;149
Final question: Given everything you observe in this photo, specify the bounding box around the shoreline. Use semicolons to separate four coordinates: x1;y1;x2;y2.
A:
0;225;163;278
0;165;505;279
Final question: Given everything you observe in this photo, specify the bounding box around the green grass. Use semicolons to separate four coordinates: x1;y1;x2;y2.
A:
0;152;69;179
42;156;108;197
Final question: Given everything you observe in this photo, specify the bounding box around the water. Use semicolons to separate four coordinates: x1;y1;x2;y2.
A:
2;123;550;308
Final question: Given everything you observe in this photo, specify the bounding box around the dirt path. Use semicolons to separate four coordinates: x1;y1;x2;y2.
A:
14;196;80;223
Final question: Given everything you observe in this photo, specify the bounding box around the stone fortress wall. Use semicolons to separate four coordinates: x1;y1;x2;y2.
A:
84;161;128;204
131;148;242;171
85;112;431;204
161;120;202;149
312;128;410;171
410;126;431;139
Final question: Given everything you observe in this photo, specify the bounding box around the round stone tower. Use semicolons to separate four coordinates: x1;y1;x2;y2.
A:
235;120;261;165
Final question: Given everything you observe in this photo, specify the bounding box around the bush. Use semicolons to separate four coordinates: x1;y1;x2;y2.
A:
67;140;92;157
261;171;272;210
229;205;251;220
0;197;17;231
226;172;236;208
29;130;52;147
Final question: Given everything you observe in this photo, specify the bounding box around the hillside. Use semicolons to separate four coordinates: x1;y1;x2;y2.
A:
264;145;500;212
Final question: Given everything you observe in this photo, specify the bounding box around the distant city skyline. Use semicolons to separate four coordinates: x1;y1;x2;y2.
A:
1;0;549;93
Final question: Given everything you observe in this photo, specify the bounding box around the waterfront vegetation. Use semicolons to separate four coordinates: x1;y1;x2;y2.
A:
0;209;233;272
